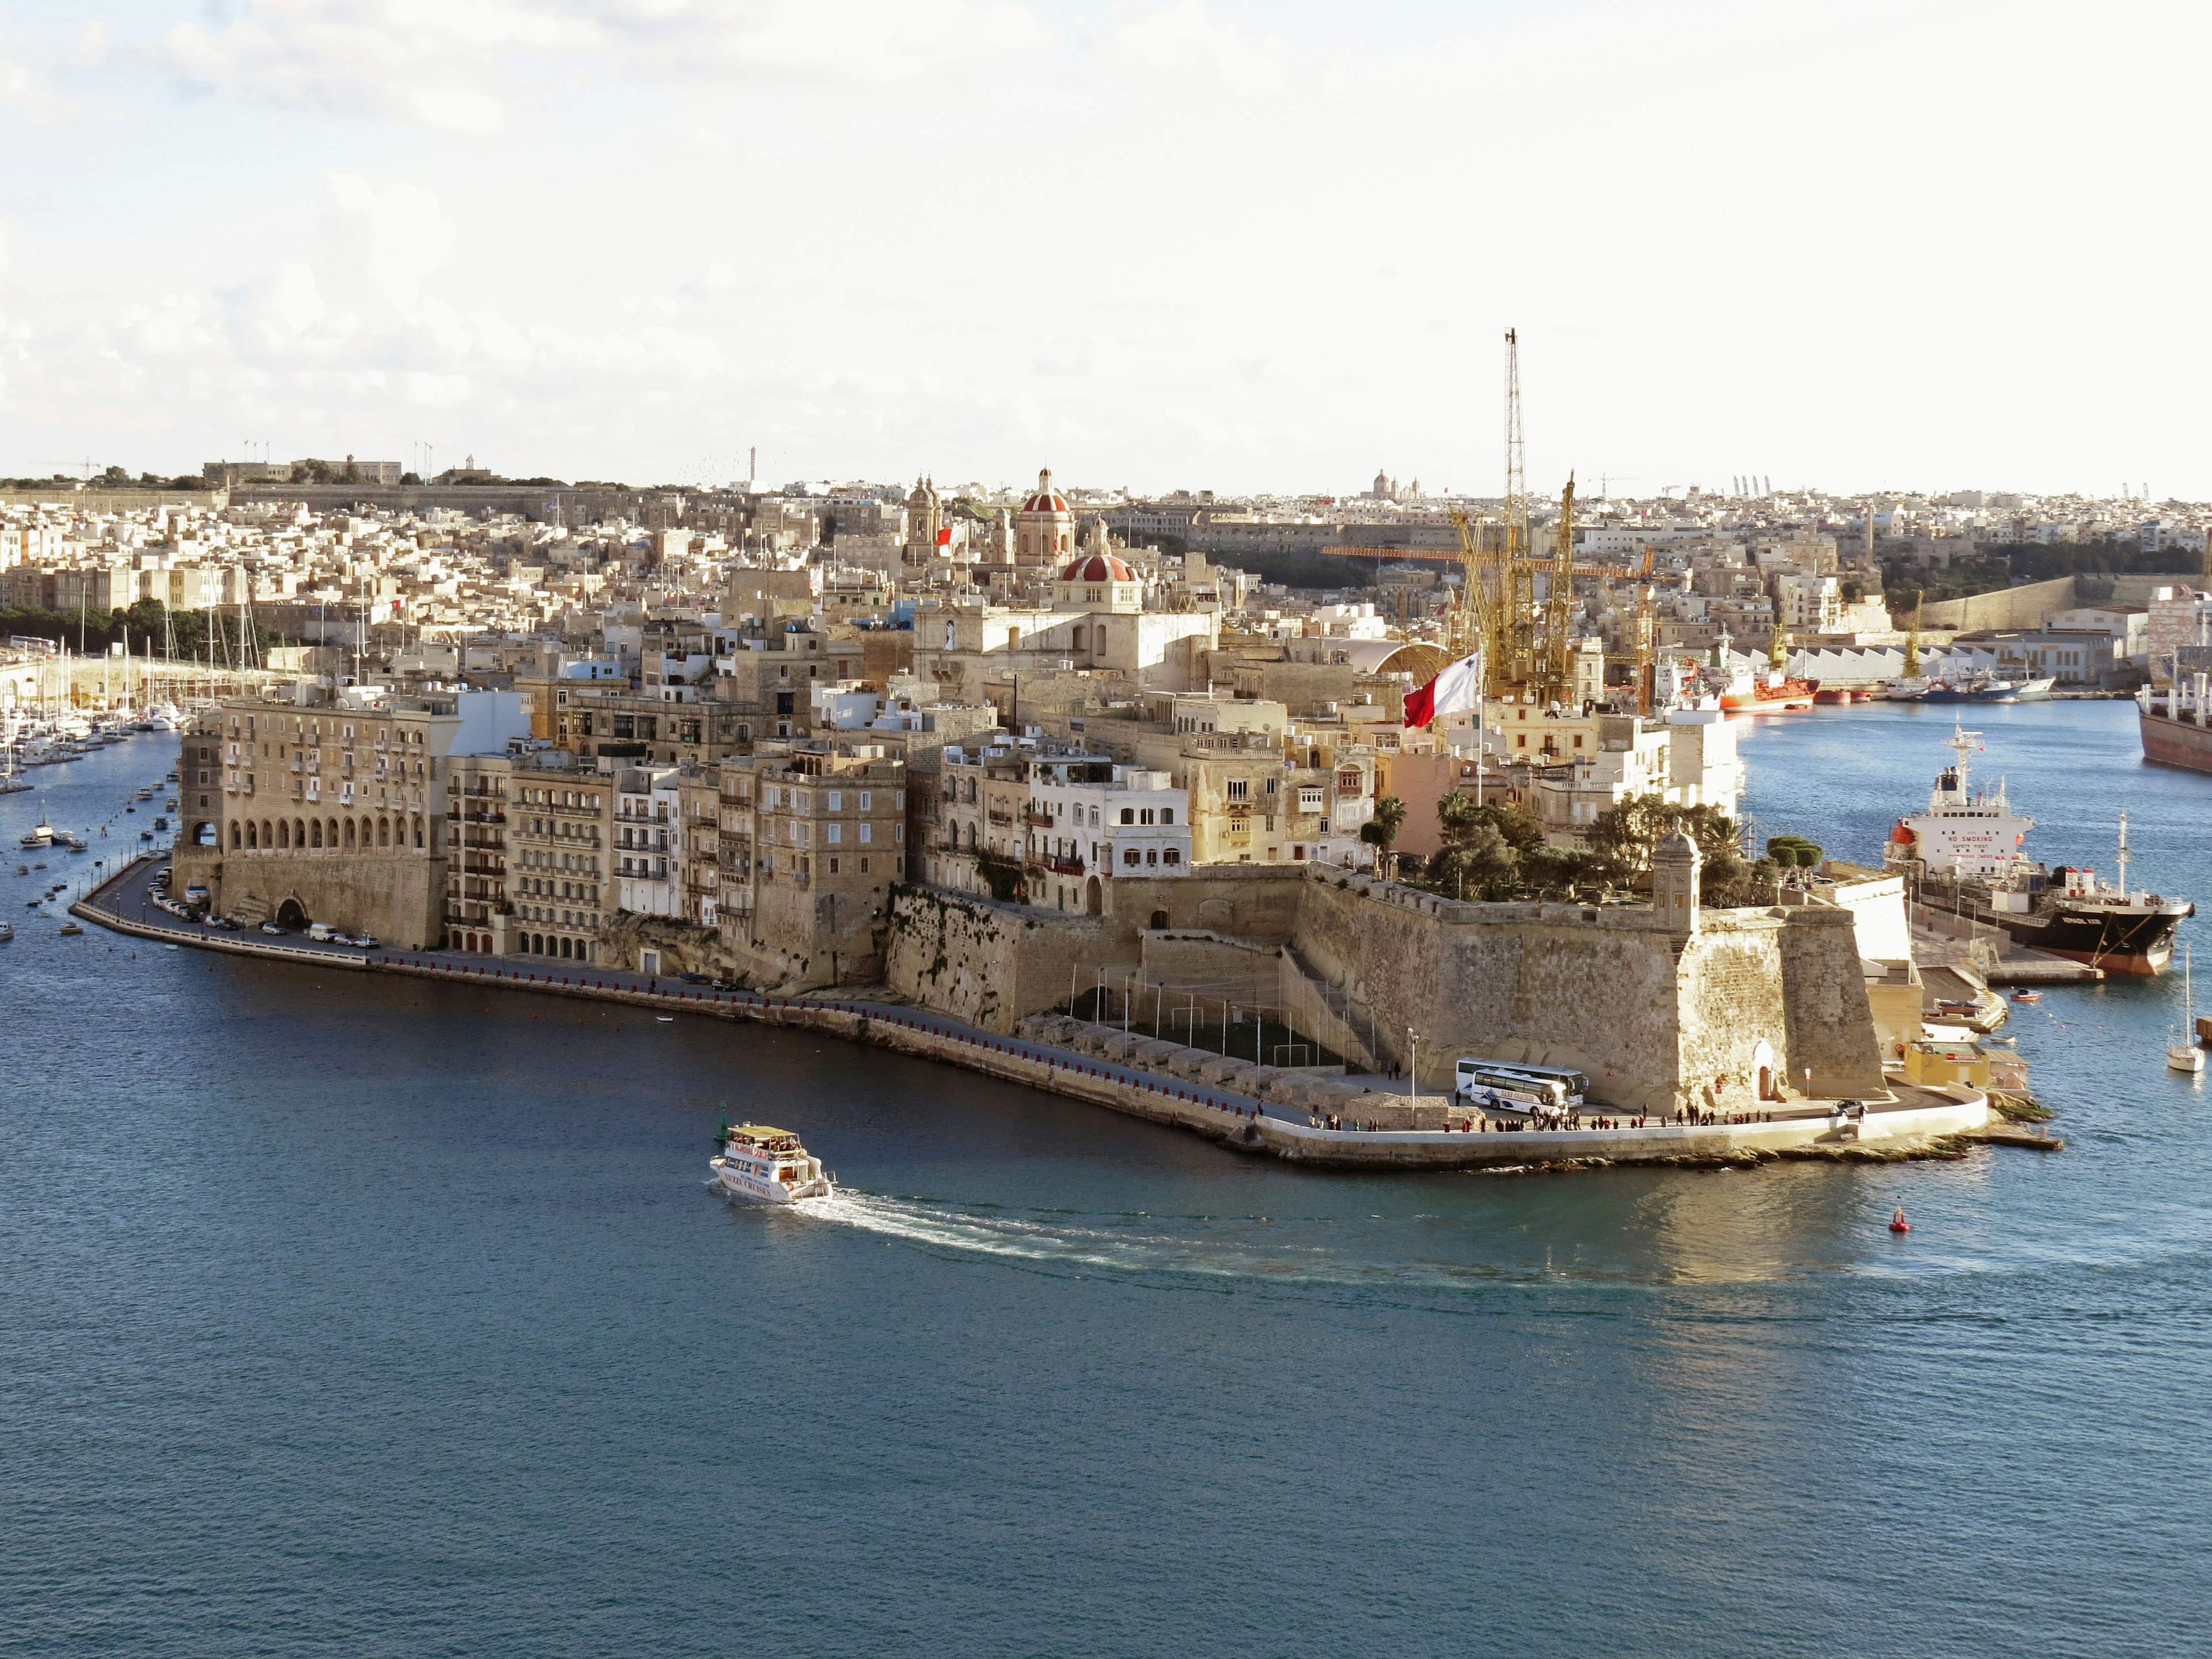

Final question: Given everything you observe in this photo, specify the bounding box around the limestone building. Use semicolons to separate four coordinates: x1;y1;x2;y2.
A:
716;743;908;986
506;754;612;963
174;685;529;948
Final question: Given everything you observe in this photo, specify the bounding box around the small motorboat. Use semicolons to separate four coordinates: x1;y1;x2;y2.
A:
2010;990;2041;1003
57;922;82;936
1889;1207;1911;1234
0;921;13;942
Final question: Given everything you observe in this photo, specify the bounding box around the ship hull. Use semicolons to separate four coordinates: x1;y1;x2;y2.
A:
1991;904;2190;976
2141;709;2212;776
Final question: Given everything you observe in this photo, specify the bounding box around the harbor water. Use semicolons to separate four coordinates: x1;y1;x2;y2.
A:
3;706;2209;1657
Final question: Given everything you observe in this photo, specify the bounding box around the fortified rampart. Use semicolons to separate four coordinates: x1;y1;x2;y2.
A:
1919;571;2203;632
888;863;1885;1110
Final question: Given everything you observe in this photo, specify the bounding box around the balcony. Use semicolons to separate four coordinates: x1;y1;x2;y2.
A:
1024;810;1054;828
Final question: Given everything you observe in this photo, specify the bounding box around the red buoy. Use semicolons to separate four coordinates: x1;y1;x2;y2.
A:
1889;1206;1911;1233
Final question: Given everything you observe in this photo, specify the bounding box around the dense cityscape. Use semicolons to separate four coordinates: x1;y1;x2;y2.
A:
10;2;2212;1654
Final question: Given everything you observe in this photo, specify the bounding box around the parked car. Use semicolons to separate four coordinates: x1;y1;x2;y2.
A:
350;933;380;949
260;922;284;935
212;916;240;930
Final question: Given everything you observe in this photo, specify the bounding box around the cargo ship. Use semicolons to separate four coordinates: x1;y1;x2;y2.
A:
1884;719;2194;975
2138;672;2212;777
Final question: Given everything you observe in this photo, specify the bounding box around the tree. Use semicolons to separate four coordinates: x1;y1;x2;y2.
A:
1427;794;1545;899
1428;822;1520;900
1766;835;1824;869
1588;792;1749;902
1359;794;1408;873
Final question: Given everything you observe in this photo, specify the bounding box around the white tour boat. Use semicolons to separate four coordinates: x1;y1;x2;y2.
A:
709;1122;835;1205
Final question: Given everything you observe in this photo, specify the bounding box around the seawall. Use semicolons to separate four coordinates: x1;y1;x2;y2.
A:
78;857;1993;1174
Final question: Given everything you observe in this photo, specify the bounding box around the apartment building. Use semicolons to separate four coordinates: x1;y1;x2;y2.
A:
507;756;612;963
176;685;528;946
717;743;907;986
678;763;721;928
612;766;682;918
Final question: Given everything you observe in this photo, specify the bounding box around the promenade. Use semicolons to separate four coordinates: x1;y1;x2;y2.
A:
75;854;1996;1172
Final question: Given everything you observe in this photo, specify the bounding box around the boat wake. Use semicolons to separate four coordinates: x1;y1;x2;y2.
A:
787;1189;1573;1290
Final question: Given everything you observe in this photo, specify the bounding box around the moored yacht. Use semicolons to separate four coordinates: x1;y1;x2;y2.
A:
709;1122;835;1205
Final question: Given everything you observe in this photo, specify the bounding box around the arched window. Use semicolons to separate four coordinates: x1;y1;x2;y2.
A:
294;819;305;849
1162;847;1180;865
377;817;389;849
310;820;322;848
230;822;242;850
1123;848;1141;866
277;820;290;849
262;819;274;849
344;818;356;849
1146;848;1158;865
1160;808;1175;825
412;815;425;850
1120;808;1134;825
328;818;339;849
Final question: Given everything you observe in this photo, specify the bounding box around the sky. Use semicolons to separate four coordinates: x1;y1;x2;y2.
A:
0;0;2206;499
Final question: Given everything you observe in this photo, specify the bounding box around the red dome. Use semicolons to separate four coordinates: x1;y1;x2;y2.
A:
1022;490;1070;515
1058;553;1134;583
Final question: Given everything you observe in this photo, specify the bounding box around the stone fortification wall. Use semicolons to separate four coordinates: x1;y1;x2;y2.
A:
1918;575;2077;632
1287;870;1885;1110
1775;908;1888;1094
887;868;1304;1033
1294;873;1685;1104
887;862;1884;1103
1920;571;2202;634
201;848;445;948
1105;866;1304;942
887;887;1112;1033
1139;931;1279;1005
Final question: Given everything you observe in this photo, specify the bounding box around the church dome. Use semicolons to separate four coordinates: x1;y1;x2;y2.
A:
1024;486;1070;515
1059;552;1134;584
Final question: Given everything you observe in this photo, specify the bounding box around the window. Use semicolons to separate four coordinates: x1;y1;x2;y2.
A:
858;791;871;810
827;824;842;844
827;791;842;811
1124;848;1141;866
1161;808;1174;825
1162;848;1180;865
1226;778;1249;801
1120;807;1134;824
1298;786;1324;812
859;823;873;844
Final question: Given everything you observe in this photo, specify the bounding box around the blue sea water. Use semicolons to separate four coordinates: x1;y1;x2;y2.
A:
3;707;2209;1658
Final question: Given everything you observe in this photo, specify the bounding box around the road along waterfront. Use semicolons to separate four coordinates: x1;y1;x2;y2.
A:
76;851;1991;1172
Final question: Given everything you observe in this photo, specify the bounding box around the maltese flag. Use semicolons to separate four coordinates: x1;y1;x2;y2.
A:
1402;651;1482;728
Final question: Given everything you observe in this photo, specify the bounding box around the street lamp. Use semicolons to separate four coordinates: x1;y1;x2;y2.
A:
1406;1026;1418;1101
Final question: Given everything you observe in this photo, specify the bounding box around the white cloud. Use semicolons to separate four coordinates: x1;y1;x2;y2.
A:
157;0;1055;129
1090;0;1287;90
1;1;2207;493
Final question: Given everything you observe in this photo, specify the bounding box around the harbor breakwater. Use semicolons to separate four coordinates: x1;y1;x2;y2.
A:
76;856;1998;1172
